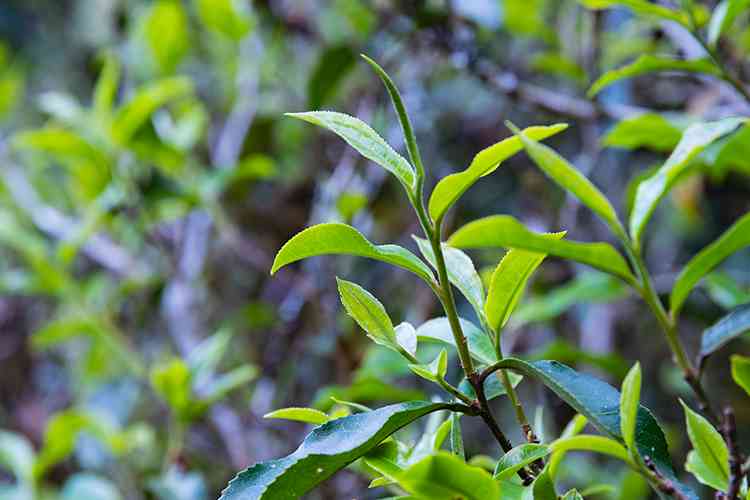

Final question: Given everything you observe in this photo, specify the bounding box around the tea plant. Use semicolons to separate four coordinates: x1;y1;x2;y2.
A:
221;31;750;500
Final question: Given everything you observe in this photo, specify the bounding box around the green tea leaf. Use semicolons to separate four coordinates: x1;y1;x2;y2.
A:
220;401;462;499
143;0;189;74
151;359;194;419
337;278;398;350
449;215;635;284
416;317;496;365
408;348;448;383
286;111;415;191
681;400;729;492
493;443;550;480
428;124;567;222
588;56;719;97
577;0;688;24
511;123;623;234
670;212;750;317
492;358;697;499
630;118;745;247
526;468;556;500
194;0;253;40
561;489;584;500
731;355;750;396
485;234;563;332
603;113;683;152
271;223;434;284
548;414;587;477
620;362;642;451
700;303;750;359
264;408;331;425
707;0;750;47
396;452;500;500
549;435;631;463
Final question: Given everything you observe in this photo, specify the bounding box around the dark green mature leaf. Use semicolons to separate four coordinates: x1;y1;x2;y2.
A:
395;452;500;500
603;113;683;153
670;212;750;317
493;444;550;480
681;401;729;492
588;56;719;97
492;358;698;500
286;111;416;191
428;124;567;222
731;355;750;396
416;317;496;365
271;223;434;283
449;216;636;284
220;402;462;499
700;303;750;359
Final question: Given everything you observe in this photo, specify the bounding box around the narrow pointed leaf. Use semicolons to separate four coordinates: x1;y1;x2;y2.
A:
700;303;750;359
220;402;462;499
337;278;397;350
264;408;331;425
671;212;750;317
681;400;729;492
588;56;719;97
493;443;550;480
428;124;567;222
492;358;698;500
286;111;415;190
708;0;750;47
395;452;500;500
271;223;434;283
731;355;750;396
450;413;464;459
416;317;496;365
408;348;448;383
449;215;636;284
603;113;683;153
620;362;642;451
630;118;745;247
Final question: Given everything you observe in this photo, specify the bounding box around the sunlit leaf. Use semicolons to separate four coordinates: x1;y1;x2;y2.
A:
708;0;750;46
731;355;750;396
603;113;683;152
620;362;641;451
337;278;399;351
681;400;729;492
395;452;500;500
264;408;331;425
549;435;631;463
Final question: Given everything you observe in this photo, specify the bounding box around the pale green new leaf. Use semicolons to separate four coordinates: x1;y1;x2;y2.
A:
670;212;750;317
511;123;623;234
549;435;631;463
485;233;564;333
61;474;122;500
708;0;750;47
449;215;636;284
620;362;642;451
396;452;500;500
630;118;745;247
493;443;550;480
681;400;729;492
415;317;496;365
271;223;434;284
286;111;415;191
731;355;750;396
577;0;688;24
588;55;719;97
428;124;567;222
603;113;683;152
408;349;448;383
336;278;398;351
264;408;331;425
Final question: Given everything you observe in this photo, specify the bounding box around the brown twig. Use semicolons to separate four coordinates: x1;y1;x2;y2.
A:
721;407;744;500
643;455;690;500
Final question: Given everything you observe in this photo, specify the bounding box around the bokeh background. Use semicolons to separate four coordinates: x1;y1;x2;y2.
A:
0;0;748;498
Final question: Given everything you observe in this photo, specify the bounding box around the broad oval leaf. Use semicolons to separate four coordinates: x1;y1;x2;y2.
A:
670;212;750;317
396;452;500;500
681;400;729;492
603;113;683;153
493;443;550;480
286;111;416;191
264;408;331;425
271;223;434;284
730;355;750;396
449;215;636;284
428;124;567;222
416;317;496;365
630;118;745;247
549;435;631;464
337;278;398;351
512;124;623;234
220;401;462;500
492;358;698;499
620;362;642;451
588;56;719;97
700;303;750;359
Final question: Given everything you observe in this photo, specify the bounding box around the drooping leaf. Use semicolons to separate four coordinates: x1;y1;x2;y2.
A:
731;355;750;396
681;400;729;492
700;303;750;360
337;278;398;351
511;123;623;234
93;53;121;116
271;223;434;283
525;468;556;500
220;401;462;499
577;0;688;24
630;118;745;247
493;443;550;480
588;56;719;97
415;317;496;365
264;408;331;425
620;362;642;451
603;113;683;153
415;238;485;323
449;216;636;284
492;358;698;499
395;452;500;500
670;212;750;317
485;234;563;333
428;124;567;222
707;0;750;47
286;111;415;191
549;435;631;463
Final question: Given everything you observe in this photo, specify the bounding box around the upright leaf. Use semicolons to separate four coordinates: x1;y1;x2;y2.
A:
630;118;745;247
271;223;434;284
428;124;567;222
336;278;398;351
681;401;729;492
731;355;750;396
449;215;636;284
549;435;631;463
395;452;500;500
286;111;416;191
620;362;642;451
408;348;448;383
220;402;463;499
588;56;719;97
670;212;750;317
